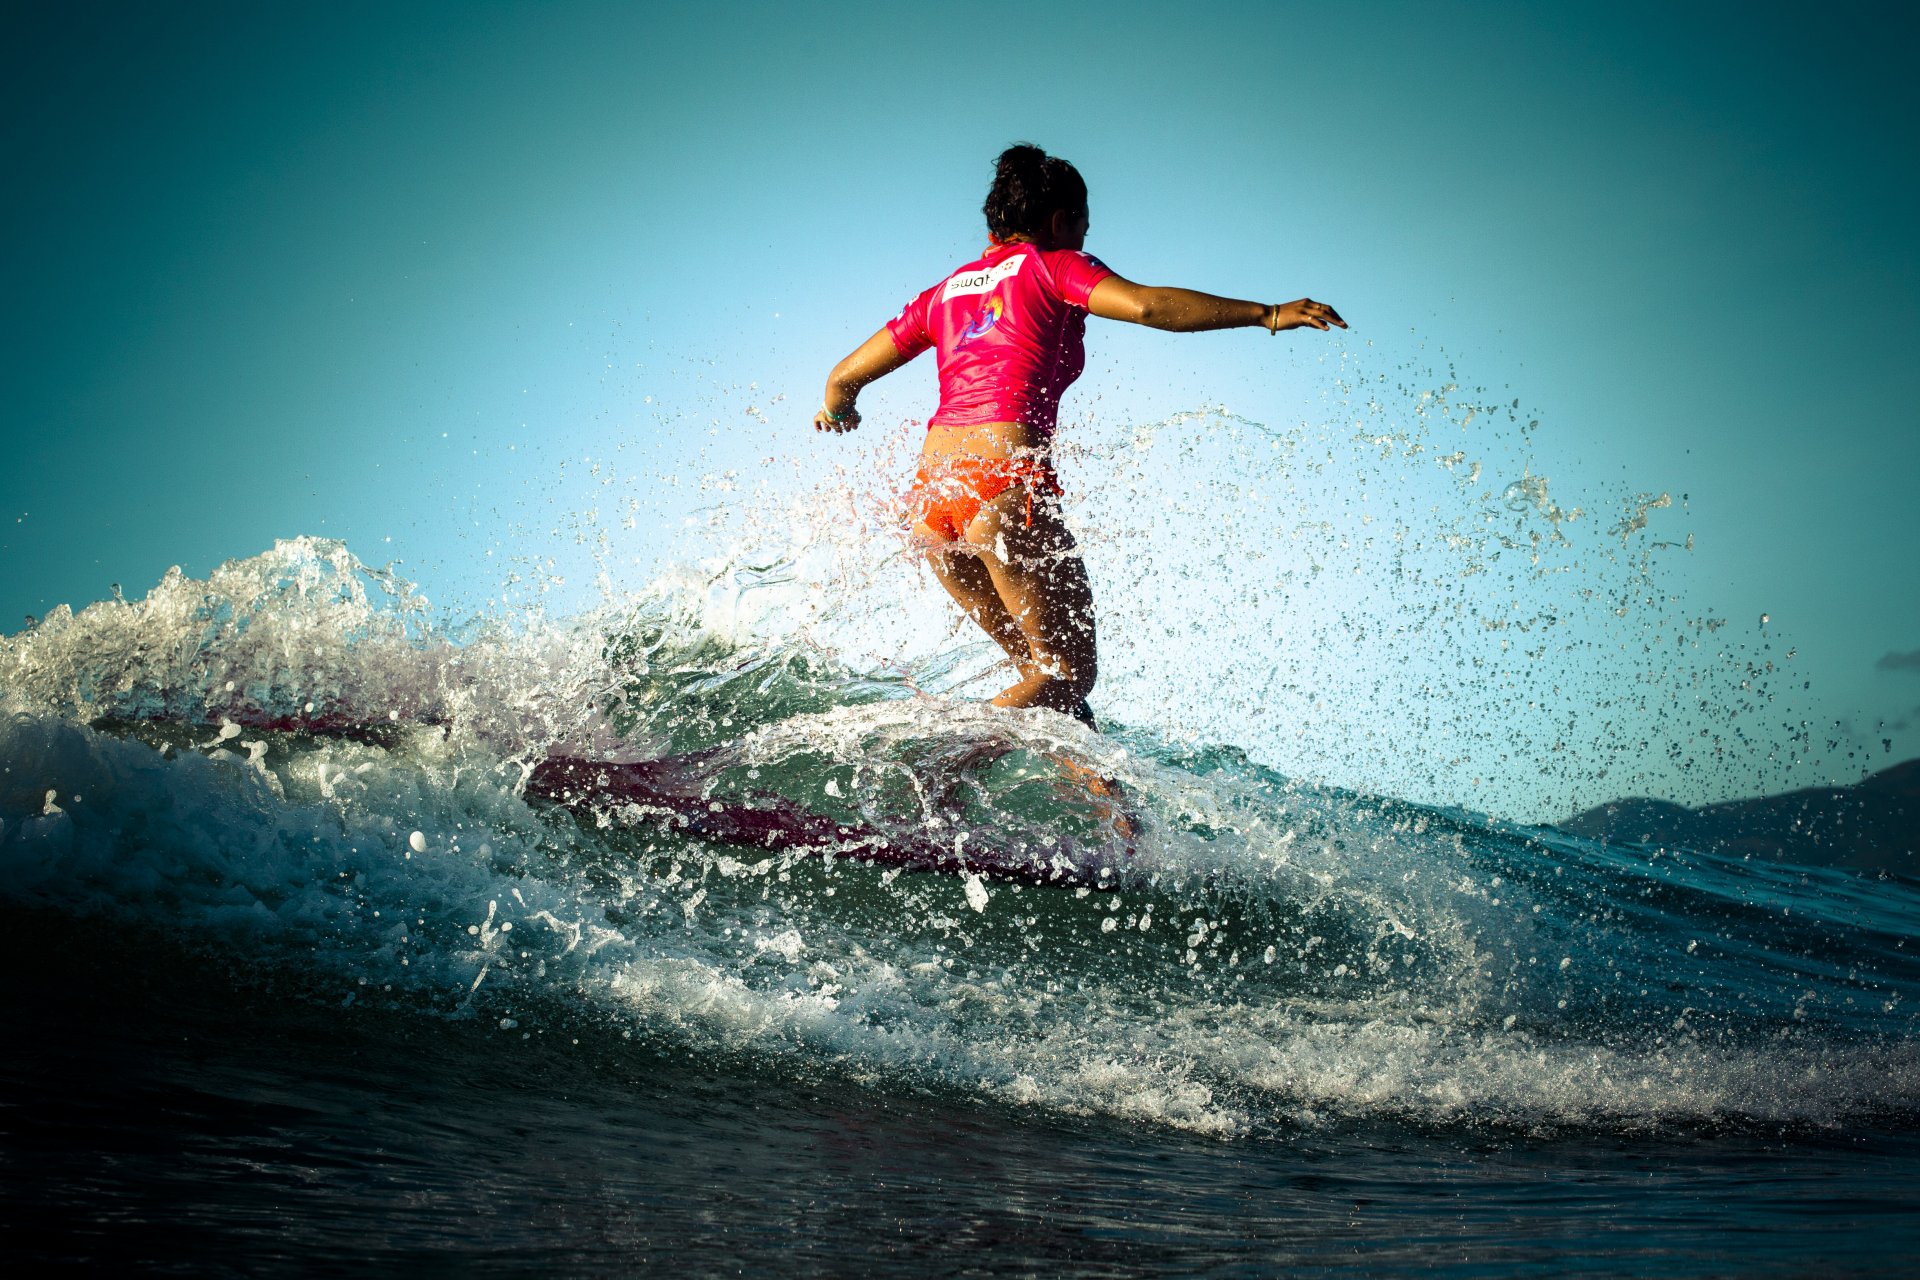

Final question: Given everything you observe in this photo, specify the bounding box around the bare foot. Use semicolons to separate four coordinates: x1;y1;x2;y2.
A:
1054;753;1138;853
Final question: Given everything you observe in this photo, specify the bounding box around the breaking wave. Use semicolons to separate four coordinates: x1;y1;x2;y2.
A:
3;535;1915;1138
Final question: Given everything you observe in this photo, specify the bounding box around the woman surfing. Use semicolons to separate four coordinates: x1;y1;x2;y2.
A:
814;143;1346;729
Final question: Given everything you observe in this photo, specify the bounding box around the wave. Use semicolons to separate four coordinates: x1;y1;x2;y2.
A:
3;538;1917;1137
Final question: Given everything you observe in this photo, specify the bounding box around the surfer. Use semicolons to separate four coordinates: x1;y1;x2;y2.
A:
814;143;1345;727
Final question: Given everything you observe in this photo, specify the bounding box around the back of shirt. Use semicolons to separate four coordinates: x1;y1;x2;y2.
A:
887;242;1114;436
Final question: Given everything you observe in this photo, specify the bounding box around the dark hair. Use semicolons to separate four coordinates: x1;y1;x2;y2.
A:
983;143;1087;242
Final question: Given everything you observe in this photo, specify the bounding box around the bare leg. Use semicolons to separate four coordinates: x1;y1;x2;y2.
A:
922;523;1098;728
960;488;1098;723
917;520;1040;676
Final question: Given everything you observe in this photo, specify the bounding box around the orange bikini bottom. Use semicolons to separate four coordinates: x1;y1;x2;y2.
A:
909;456;1063;542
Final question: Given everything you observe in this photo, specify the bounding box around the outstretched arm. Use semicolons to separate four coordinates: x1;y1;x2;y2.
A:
1086;276;1346;334
813;328;915;433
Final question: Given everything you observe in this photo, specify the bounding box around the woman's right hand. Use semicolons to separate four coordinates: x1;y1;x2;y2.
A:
814;405;861;433
1266;299;1347;332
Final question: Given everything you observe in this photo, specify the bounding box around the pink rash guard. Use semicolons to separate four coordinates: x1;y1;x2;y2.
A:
885;242;1115;436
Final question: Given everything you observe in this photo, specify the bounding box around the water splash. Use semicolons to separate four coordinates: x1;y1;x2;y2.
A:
2;541;1914;1138
677;342;1813;822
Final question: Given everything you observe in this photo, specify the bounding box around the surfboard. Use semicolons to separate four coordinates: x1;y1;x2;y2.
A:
533;756;1121;886
96;709;1131;889
525;750;1128;888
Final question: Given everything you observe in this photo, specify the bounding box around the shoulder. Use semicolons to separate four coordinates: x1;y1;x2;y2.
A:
1036;248;1116;307
1042;247;1110;270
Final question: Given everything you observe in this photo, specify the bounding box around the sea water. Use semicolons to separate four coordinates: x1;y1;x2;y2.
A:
3;381;1917;1272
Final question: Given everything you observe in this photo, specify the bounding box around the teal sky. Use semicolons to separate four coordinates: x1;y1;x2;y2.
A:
3;1;1916;814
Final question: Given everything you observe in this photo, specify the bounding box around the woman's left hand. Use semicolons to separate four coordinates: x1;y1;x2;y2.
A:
1266;299;1348;332
814;406;861;433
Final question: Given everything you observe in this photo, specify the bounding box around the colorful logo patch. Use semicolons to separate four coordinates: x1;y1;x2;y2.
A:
955;296;1003;348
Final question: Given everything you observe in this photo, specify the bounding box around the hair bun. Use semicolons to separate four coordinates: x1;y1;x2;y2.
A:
996;143;1046;175
983;144;1087;243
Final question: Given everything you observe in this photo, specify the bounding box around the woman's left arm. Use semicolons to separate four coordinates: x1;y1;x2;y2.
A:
1087;276;1346;334
814;329;915;433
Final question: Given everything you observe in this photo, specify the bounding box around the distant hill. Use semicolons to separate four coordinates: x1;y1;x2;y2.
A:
1559;759;1920;875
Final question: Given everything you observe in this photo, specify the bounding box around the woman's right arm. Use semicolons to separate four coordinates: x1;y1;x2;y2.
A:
1086;276;1346;334
813;328;916;433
